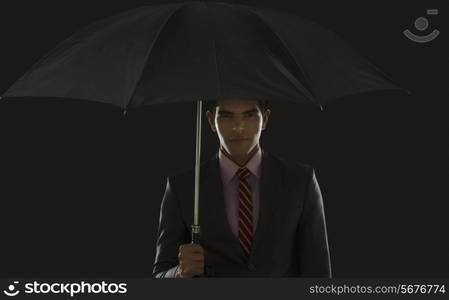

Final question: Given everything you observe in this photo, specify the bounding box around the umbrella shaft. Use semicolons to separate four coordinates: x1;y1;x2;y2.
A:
194;100;202;227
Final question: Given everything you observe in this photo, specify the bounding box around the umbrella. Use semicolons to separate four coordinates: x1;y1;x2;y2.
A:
1;1;405;243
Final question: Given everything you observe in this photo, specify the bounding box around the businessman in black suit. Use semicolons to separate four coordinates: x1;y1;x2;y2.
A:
152;99;332;277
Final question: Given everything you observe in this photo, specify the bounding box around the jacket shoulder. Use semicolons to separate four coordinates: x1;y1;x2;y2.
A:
266;151;314;178
165;155;217;185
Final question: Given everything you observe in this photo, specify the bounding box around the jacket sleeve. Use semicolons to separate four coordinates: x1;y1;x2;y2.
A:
152;177;189;278
296;168;332;277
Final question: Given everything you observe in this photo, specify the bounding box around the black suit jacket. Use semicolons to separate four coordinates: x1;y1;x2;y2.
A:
152;150;332;277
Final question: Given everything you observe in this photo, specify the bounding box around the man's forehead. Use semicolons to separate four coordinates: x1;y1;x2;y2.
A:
216;99;259;112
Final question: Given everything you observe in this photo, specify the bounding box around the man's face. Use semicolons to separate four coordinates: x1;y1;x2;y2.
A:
206;99;271;157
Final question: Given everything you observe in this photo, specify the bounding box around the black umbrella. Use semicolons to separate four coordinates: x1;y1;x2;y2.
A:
1;1;405;243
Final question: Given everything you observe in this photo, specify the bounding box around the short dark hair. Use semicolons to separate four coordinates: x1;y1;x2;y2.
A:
204;99;269;113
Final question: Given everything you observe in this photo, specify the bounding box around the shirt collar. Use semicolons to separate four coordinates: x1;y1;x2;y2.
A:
218;146;262;183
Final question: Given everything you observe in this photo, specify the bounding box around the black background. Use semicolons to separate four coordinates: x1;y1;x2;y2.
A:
0;0;447;277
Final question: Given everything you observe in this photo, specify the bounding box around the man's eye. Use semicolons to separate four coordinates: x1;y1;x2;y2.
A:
245;113;256;117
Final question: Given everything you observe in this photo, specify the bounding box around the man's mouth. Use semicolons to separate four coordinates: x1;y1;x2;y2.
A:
230;138;249;142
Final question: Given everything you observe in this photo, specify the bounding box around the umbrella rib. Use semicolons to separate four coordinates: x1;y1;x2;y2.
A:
240;5;322;107
204;2;223;99
125;3;188;109
264;48;318;105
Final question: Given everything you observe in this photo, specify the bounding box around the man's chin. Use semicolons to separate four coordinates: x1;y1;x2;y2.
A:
225;144;255;157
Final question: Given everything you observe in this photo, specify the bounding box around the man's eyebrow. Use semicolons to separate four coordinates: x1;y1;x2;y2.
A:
242;109;259;114
217;110;233;114
217;109;259;114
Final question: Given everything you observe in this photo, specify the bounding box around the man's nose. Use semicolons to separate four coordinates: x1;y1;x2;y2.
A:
232;117;246;131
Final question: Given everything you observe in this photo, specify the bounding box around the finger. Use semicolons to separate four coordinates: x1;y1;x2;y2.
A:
179;270;192;278
179;252;204;261
189;244;204;251
188;261;205;270
184;254;204;261
182;250;204;258
192;267;205;275
181;267;197;278
179;259;204;269
187;248;204;256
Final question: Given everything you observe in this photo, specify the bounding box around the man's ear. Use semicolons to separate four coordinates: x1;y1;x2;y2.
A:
206;110;216;132
262;109;271;130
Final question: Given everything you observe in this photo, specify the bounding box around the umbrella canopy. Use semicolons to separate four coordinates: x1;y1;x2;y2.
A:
1;1;406;245
2;1;403;109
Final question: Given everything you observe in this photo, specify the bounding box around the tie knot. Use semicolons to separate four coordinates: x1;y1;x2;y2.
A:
236;167;251;180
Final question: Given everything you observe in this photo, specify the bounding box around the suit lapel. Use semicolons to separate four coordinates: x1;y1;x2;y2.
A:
252;150;283;255
199;153;246;264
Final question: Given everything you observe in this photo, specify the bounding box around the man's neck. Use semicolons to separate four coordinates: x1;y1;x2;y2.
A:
221;144;260;167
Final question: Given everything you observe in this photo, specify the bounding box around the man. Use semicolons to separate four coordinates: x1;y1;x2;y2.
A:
152;99;332;277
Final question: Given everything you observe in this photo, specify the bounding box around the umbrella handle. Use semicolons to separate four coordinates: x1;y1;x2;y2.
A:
191;224;205;278
191;224;201;244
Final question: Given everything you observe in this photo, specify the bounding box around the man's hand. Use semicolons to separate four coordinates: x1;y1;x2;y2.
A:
176;243;205;278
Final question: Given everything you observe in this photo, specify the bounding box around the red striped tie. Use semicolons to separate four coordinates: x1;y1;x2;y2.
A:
236;167;253;257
